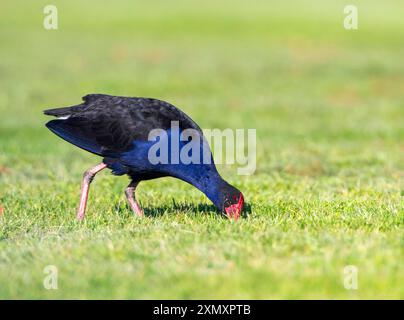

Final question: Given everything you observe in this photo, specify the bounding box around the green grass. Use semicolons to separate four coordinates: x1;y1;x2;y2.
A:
0;0;403;299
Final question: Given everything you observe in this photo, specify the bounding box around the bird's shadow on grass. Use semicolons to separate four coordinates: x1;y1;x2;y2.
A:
142;201;252;219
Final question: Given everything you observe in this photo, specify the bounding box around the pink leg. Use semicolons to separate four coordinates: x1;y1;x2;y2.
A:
77;163;107;220
125;181;144;217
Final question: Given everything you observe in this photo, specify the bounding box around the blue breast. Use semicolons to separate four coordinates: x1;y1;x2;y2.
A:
116;128;223;207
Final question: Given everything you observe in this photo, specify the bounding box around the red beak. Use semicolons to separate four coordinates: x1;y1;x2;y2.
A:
225;194;244;221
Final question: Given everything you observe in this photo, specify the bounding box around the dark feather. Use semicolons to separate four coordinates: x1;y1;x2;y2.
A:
44;94;203;155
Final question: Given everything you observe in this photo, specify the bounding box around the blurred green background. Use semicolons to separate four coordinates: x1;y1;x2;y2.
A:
0;0;403;299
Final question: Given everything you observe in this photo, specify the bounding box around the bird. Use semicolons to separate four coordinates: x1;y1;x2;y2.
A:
44;94;244;220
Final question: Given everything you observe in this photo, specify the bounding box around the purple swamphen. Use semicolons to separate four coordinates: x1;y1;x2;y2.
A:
44;94;244;220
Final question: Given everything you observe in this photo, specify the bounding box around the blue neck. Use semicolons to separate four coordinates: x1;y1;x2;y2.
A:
121;129;228;209
171;163;226;209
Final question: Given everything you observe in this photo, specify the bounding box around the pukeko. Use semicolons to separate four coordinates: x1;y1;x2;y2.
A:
44;94;244;220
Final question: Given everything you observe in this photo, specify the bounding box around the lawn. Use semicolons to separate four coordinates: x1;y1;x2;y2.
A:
0;0;403;299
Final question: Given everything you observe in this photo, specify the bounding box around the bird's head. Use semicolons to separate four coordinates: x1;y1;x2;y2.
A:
218;184;244;221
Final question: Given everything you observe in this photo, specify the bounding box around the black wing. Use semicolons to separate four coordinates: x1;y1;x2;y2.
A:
44;94;203;157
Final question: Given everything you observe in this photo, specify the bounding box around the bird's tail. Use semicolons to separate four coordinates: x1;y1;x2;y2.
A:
43;103;85;118
43;106;73;117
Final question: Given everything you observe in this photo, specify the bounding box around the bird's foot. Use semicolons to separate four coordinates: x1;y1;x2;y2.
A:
125;181;144;218
131;200;144;218
76;162;107;221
